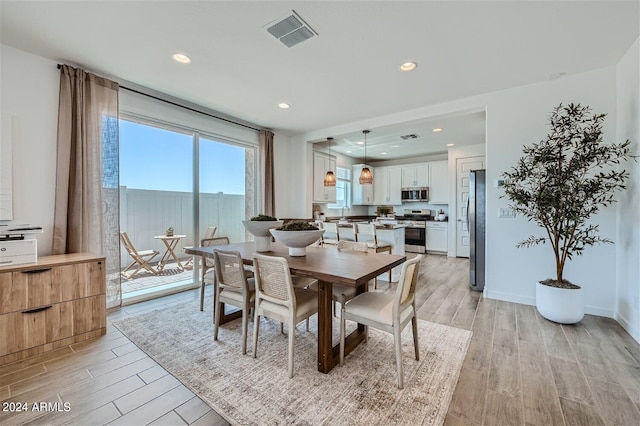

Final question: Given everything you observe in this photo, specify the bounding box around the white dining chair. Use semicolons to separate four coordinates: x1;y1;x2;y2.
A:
252;253;318;378
213;250;255;355
200;236;230;311
339;254;422;389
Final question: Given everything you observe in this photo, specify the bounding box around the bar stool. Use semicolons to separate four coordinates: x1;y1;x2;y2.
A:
355;223;393;289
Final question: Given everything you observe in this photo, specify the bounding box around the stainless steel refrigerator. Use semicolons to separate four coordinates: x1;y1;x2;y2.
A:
469;169;486;291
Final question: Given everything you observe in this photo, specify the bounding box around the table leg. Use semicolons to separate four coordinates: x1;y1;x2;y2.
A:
166;239;184;271
317;280;334;373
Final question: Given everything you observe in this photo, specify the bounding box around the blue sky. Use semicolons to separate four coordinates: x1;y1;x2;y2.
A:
119;120;246;194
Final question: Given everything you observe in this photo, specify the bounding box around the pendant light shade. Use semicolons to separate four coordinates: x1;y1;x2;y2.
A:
359;130;373;185
323;137;336;187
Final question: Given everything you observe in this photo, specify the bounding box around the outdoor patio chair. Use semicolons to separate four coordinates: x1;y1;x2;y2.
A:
120;231;159;280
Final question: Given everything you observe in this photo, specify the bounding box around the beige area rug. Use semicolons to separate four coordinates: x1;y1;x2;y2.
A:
114;300;472;426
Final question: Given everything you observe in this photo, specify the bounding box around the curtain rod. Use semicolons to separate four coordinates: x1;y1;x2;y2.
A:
57;64;262;132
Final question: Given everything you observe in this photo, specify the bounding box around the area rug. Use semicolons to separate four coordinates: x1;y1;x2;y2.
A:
114;300;472;426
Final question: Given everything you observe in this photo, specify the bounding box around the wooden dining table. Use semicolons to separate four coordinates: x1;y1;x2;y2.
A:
185;241;406;374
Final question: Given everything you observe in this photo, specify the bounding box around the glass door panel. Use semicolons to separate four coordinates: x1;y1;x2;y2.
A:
119;119;194;297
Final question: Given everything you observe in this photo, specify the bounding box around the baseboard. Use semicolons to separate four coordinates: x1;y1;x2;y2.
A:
484;290;535;306
484;290;615;318
615;311;640;344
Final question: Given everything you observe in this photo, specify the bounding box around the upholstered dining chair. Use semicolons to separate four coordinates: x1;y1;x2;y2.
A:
355;222;393;288
213;250;255;355
120;232;159;279
252;253;318;378
200;236;230;311
339;254;422;389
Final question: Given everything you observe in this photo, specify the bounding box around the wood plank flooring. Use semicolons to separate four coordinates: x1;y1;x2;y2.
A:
1;254;639;425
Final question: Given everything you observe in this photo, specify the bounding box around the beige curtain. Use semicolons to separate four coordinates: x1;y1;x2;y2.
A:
53;64;121;309
259;130;275;216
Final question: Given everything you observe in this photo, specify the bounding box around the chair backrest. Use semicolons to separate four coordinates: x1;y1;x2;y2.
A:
337;223;356;242
120;232;138;256
214;250;250;294
202;226;217;243
253;254;295;309
393;255;422;317
337;240;368;253
202;236;229;267
321;222;338;238
355;223;377;244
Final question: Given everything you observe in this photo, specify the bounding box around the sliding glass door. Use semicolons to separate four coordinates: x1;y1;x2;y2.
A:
118;118;257;300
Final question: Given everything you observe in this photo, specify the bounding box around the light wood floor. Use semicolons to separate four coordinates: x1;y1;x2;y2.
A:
1;254;639;425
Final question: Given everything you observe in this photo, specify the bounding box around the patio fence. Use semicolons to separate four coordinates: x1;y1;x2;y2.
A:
119;187;247;266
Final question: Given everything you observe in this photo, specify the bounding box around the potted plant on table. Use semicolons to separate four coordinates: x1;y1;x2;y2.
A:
270;221;325;256
242;214;283;252
502;103;631;324
165;227;174;237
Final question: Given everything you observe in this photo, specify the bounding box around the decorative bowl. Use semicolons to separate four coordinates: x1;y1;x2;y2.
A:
243;220;283;252
269;229;325;256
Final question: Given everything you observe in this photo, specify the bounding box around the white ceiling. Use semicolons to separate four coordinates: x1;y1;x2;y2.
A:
1;1;638;153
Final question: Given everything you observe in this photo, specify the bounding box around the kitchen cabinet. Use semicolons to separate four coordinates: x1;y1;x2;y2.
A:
313;152;337;203
374;166;402;205
352;164;375;205
401;164;429;188
426;222;448;253
0;253;106;365
428;161;449;204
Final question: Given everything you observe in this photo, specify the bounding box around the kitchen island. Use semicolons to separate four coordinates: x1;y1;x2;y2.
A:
331;221;406;282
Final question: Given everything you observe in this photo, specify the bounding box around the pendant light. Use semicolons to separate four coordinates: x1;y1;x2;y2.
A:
359;130;373;184
323;137;336;187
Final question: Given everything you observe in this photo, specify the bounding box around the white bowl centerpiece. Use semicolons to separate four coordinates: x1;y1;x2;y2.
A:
242;215;283;252
269;221;325;256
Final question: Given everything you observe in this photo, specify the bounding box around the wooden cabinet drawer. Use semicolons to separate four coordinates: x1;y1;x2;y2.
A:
0;253;106;364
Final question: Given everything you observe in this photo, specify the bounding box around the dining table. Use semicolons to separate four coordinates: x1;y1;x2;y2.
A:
185;241;406;374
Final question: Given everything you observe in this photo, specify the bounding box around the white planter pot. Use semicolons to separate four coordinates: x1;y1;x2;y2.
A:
535;281;584;324
269;229;325;257
242;220;283;252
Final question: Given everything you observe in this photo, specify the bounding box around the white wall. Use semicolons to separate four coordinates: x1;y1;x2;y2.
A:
0;45;59;255
299;65;624;318
615;37;640;342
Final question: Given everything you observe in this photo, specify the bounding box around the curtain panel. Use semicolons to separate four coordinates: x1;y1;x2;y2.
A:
53;64;122;309
259;130;275;216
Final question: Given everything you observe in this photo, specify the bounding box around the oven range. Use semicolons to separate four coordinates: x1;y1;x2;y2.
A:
398;209;431;253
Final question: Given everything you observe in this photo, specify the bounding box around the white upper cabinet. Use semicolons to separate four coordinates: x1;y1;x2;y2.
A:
313;152;337;203
401;164;429;187
428;161;449;204
352;164;374;205
374;166;402;205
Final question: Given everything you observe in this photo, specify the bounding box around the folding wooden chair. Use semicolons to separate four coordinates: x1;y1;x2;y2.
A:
120;232;159;279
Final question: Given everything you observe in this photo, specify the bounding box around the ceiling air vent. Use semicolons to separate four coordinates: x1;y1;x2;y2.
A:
400;134;419;140
264;10;318;48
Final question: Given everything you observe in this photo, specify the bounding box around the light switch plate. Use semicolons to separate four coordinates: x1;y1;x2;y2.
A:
498;208;516;218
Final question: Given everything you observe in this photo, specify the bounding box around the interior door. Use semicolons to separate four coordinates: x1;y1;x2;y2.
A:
456;156;485;257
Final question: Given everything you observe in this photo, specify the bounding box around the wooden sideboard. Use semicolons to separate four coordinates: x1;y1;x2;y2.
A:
0;253;106;366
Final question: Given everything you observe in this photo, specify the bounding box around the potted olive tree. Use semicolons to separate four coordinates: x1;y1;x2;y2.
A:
502;103;631;324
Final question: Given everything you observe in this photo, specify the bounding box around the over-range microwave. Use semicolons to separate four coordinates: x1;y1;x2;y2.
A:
401;187;429;202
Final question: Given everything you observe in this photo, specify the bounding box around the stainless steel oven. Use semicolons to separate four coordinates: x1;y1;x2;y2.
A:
399;209;430;253
404;226;426;253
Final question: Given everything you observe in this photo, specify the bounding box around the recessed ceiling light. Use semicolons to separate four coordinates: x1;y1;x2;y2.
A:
432;128;443;132
399;61;417;72
381;152;388;155
346;150;352;153
446;143;455;147
278;103;290;109
356;141;364;145
391;145;399;148
172;53;191;64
